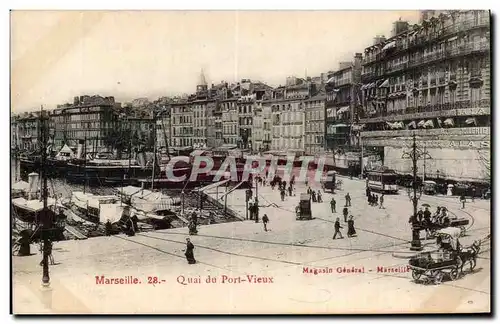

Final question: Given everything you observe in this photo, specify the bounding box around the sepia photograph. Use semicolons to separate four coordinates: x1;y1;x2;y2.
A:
10;9;491;314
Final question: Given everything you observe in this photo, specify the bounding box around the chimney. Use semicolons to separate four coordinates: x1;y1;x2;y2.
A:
74;96;79;105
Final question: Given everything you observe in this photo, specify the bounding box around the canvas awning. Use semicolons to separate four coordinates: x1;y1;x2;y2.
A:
12;181;29;191
330;123;348;128
465;117;477;125
382;41;396;51
337;106;349;114
378;79;390;88
423;120;434;128
444;118;454;126
99;203;124;224
327;77;335;84
417;120;426;127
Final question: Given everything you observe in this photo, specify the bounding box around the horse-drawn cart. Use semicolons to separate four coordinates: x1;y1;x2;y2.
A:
409;228;481;284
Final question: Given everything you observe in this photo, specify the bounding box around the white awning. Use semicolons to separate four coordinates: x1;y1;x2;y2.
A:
330;124;348;128
423;120;434;128
382;41;396;51
447;36;458;42
417;120;426;127
465;117;477;125
337;106;349;114
327;77;335;84
379;79;390;88
444;118;454;126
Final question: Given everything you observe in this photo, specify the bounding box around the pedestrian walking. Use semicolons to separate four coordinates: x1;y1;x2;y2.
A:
460;194;466;209
262;214;269;232
333;218;344;239
288;185;293;197
343;207;349;222
345;193;351;207
317;190;322;203
330;197;336;213
280;189;285;201
311;191;317;202
347;215;357;237
292;187;296;196
375;194;379;206
379;194;385;209
366;187;371;197
184;238;196;264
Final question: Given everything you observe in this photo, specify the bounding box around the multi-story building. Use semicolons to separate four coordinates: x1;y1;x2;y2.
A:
50;95;117;152
14;111;42;151
359;11;490;183
221;98;239;146
270;79;313;153
237;94;255;149
261;99;273;152
213;100;224;149
304;89;326;155
156;106;172;151
171;100;193;148
324;53;363;151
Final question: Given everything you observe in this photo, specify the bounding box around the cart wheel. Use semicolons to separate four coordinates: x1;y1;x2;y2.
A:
433;272;444;285
412;270;422;280
469;258;476;271
449;269;459;281
459;226;466;237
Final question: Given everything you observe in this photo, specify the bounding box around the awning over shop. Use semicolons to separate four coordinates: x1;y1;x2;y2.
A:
382;41;396;51
423;120;434;128
407;121;417;129
337;106;349;114
330;123;348;128
327;77;335;84
379;79;390;88
417;120;426;127
444;118;454;126
465;117;477;125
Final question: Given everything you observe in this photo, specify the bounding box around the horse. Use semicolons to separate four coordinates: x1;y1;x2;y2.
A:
458;240;481;273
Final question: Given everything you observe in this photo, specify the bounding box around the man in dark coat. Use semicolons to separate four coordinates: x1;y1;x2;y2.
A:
280;189;286;201
345;193;351;207
262;214;269;232
333;217;344;239
460;195;466;209
330;197;336;214
343;207;349;222
185;238;196;264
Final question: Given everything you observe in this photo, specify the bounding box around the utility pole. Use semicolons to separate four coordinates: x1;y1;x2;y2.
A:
39;107;50;287
401;133;431;251
254;176;259;223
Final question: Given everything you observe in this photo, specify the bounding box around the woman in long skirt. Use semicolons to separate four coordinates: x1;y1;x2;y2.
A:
347;215;357;237
185;238;196;264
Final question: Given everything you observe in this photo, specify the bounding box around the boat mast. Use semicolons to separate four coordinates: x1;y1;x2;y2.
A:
151;116;157;190
39;105;51;286
83;134;87;194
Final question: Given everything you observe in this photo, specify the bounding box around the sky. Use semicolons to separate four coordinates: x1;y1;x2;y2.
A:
11;10;420;113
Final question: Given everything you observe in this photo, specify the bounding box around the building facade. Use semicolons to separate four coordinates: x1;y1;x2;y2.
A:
221;98;239;146
50;95;117;152
325;53;363;152
171;101;194;148
360;10;490;182
237;94;255;149
156;107;172;151
304;93;326;155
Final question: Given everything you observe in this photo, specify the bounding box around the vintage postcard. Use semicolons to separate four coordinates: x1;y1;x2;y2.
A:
10;10;491;314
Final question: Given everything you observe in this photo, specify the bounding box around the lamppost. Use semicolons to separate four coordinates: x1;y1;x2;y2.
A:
39;108;51;287
401;133;431;251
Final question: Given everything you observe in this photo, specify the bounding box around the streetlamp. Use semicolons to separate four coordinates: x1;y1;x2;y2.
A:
401;133;431;251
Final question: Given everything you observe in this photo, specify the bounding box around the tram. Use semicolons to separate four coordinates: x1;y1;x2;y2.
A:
367;168;399;194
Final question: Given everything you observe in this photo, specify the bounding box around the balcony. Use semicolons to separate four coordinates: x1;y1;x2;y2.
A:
359;99;490;123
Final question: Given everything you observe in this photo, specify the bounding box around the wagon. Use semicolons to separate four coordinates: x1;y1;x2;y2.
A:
408;253;461;284
409;227;467;284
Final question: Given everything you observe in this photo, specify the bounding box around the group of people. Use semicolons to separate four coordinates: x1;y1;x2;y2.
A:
366;188;384;208
332;216;357;239
307;187;323;203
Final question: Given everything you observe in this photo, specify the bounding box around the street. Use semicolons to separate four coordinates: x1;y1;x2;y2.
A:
12;176;490;314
